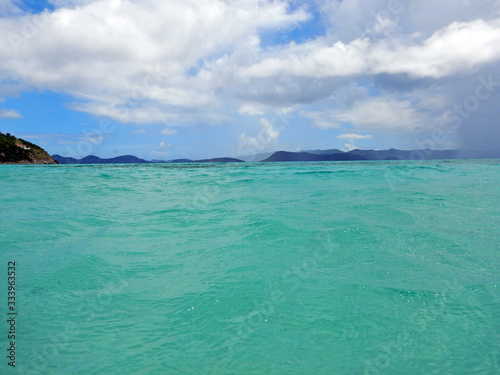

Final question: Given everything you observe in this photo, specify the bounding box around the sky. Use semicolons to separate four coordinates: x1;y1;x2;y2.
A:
0;0;499;160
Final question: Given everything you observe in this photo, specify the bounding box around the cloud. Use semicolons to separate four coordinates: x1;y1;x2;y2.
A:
7;1;498;122
0;0;20;15
0;0;499;152
238;103;267;116
319;0;500;41
0;0;310;124
238;118;280;154
381;19;500;78
239;19;500;80
131;129;146;134
158;141;171;150
337;133;373;140
301;96;429;133
299;110;341;129
310;98;429;132
151;141;174;158
337;133;373;152
0;108;22;119
161;128;178;136
48;0;99;7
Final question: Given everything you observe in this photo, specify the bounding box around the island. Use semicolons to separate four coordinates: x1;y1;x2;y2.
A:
51;154;151;164
53;155;245;164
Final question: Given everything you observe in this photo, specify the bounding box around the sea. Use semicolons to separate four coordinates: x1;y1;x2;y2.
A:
1;160;499;375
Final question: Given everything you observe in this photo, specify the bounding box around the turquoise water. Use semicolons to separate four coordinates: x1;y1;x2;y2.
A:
1;160;499;374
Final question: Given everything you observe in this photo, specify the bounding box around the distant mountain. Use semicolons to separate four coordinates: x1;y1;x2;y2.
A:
52;154;150;164
52;148;500;165
0;132;57;164
304;149;345;155
53;155;245;164
263;151;367;162
263;149;462;162
456;150;500;159
348;148;458;160
236;152;275;162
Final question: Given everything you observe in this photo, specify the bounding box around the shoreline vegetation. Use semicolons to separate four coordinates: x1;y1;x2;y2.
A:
0;132;57;165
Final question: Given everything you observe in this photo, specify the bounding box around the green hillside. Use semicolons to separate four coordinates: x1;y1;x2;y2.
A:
0;132;57;164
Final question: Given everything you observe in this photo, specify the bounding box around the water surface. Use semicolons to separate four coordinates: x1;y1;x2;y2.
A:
1;160;499;374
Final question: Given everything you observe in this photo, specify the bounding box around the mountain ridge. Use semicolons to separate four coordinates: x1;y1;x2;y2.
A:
263;148;459;162
51;148;500;164
52;154;150;164
52;155;245;164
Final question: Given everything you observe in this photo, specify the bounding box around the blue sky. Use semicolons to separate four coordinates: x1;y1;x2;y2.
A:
1;0;500;160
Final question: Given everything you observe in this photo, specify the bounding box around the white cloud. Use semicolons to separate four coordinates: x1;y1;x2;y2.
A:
319;0;500;42
151;141;174;158
338;133;373;152
239;38;370;79
238;118;280;154
380;19;500;78
131;129;146;134
238;103;268;116
0;0;20;15
0;108;22;119
299;110;341;129
304;97;428;132
337;133;373;140
0;0;499;147
369;14;400;36
0;0;310;124
332;98;428;132
48;0;100;7
239;19;500;80
161;128;178;136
